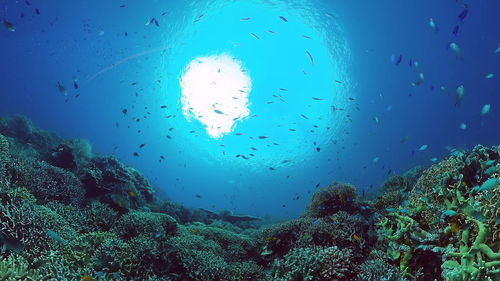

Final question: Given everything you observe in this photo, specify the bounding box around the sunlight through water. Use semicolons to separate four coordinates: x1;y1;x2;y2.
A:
179;53;252;139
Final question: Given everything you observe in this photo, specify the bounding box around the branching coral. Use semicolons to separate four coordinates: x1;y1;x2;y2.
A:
0;133;9;187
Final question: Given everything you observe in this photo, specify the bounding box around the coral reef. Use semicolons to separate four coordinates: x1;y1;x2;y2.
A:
1;115;499;280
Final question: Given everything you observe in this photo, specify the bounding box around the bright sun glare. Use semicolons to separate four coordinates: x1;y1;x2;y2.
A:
179;53;252;139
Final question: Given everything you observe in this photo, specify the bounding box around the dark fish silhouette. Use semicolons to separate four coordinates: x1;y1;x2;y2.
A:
279;16;288;22
458;5;468;21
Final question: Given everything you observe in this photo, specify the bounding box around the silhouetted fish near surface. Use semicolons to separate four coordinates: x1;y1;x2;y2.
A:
311;97;323;100
305;51;314;66
133;152;139;157
301;114;309;119
214;109;224;114
250;32;260;40
302;35;312;39
139;144;145;148
279;16;288;22
258;136;269;139
34;8;40;15
193;14;204;23
240;17;251;21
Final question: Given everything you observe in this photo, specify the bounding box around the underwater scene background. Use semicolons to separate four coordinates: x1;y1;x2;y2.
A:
1;0;500;280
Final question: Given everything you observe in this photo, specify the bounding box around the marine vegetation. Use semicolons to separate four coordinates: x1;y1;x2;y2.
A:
0;115;499;280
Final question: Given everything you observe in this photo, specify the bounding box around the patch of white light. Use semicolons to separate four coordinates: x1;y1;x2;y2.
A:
179;53;252;139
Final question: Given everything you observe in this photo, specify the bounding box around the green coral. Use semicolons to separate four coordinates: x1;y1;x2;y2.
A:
0;254;52;281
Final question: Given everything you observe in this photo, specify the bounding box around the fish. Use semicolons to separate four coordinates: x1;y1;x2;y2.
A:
214;109;224;114
348;97;355;101
408;58;412;67
289;128;296;131
57;82;67;96
25;0;31;5
122;109;127;115
240;17;251;21
279;88;288;91
430;157;438;162
161;11;168;16
316;147;320;152
460;123;467;130
373;157;380;164
279;16;288;22
267;30;277;34
480;104;490;117
193;14;204;23
335;80;342;84
281;160;290;164
195;194;201;198
35;8;40;15
401;135;409;143
139;144;145;148
305;51;314;66
456;85;465;105
250;147;257;150
128;191;135;196
395;55;402;65
119;4;126;8
458;5;468;21
411;73;425;87
302;35;312;39
311;97;323;101
485;73;494;79
241;155;250;160
250;32;260;40
418;145;428;151
301;114;309;119
386;105;393;111
269;167;275;171
429;18;439;32
2;20;15;32
133;152;139;157
446;42;461;58
495;43;500;54
258;136;269;139
153;18;159;27
161;105;168;108
81;276;94;281
72;76;79;89
353;234;361;242
452;24;459;37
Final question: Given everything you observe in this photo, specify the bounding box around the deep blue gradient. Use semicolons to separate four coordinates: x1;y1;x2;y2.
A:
1;0;499;219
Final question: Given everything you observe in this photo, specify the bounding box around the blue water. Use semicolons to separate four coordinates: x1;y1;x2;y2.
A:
1;0;499;219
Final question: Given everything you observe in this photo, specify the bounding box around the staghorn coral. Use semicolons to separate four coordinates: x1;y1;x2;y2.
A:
0;254;52;281
0;133;9;187
319;246;354;280
271;247;324;281
113;210;177;239
8;157;85;205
